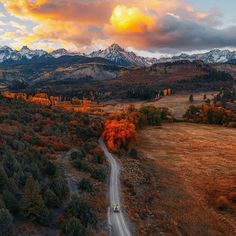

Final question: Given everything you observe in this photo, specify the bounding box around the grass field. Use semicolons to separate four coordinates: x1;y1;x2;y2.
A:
132;123;236;235
103;92;216;119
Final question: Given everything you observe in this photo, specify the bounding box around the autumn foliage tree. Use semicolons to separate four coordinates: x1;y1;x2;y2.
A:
184;104;236;125
103;119;138;152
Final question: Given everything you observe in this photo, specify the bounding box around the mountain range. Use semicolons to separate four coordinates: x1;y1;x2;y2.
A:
0;44;236;67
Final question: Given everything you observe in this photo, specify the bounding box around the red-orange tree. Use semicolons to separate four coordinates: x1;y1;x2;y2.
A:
103;119;138;152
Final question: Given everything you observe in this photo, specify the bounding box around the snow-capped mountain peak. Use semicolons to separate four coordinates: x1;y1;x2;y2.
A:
108;43;124;52
18;46;48;59
158;49;236;64
0;46;13;52
89;43;158;67
50;48;82;58
0;45;51;63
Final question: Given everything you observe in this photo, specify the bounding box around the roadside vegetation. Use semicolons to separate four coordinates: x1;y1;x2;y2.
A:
103;104;173;153
0;97;106;235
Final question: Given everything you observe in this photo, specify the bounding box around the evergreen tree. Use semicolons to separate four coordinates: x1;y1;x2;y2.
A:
21;176;50;224
3;190;19;213
43;188;60;208
0;167;7;192
0;208;13;236
61;217;85;236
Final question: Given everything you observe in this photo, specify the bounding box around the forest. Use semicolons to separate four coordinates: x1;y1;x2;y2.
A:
0;96;106;235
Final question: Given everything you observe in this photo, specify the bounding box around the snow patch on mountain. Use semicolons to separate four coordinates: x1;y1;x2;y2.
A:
89;43;158;67
51;48;83;58
158;49;236;64
0;45;51;63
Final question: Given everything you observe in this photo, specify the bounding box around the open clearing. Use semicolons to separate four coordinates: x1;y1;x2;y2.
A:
129;122;236;236
103;92;216;119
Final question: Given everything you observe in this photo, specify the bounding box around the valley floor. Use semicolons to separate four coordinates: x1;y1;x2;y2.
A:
121;122;236;236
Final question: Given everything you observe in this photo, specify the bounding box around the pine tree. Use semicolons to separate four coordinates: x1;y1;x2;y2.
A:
21;176;50;224
43;188;60;208
3;190;19;213
0;167;7;192
0;208;13;236
61;217;85;236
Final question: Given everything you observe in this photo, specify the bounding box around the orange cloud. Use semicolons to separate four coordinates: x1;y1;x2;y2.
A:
1;0;231;52
0;0;114;24
107;5;156;34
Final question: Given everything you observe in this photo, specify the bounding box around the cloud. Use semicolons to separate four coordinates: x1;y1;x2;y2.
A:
107;5;156;34
0;0;236;53
0;12;6;17
0;20;6;26
108;14;236;52
0;0;115;24
9;21;27;32
0;31;17;40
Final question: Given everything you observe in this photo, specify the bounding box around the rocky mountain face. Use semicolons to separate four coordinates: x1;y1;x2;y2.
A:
0;46;51;64
1;44;236;67
50;48;84;58
89;43;158;67
158;49;236;64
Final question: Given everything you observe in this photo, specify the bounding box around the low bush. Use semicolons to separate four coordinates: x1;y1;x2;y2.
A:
77;179;93;193
216;196;230;211
129;148;138;158
72;160;92;173
65;196;97;227
0;208;13;236
61;217;85;236
91;168;106;182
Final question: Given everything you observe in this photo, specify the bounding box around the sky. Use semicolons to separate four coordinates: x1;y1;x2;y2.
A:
0;0;236;58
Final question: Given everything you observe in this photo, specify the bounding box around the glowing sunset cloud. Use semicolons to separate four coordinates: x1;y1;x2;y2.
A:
0;0;235;55
109;5;155;33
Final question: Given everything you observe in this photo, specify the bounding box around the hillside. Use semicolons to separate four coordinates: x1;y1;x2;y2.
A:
0;55;125;90
0;97;108;235
0;56;234;101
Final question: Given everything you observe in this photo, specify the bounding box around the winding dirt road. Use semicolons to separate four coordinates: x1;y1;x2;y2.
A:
99;138;132;236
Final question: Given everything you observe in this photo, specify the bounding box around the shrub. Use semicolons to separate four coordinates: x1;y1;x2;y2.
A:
76;126;95;141
3;190;19;213
189;94;194;103
91;168;106;182
184;104;236;125
77;179;93;193
140;106;162;126
129;148;138;158
43;160;57;177
126;111;147;129
50;176;68;201
103;119;138;152
0;168;7;192
72;160;91;173
216;196;230;211
61;217;85;236
44;189;60;208
0;208;13;236
92;153;105;164
66;196;97;227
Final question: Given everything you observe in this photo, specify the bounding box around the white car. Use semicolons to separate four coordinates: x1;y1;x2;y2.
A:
113;204;120;213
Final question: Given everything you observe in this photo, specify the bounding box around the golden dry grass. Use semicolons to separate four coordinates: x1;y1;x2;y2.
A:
134;123;236;235
102;92;216;119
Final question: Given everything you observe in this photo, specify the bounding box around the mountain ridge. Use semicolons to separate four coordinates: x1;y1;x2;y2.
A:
0;44;236;66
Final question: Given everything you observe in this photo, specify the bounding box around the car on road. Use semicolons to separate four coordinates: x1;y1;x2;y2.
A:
113;204;120;213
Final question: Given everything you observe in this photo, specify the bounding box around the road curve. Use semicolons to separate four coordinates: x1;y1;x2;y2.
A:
99;138;132;236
